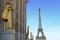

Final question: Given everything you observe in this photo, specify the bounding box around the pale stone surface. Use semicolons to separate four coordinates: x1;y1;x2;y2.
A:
1;29;15;40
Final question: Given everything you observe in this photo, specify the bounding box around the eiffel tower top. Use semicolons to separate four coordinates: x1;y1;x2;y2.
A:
38;8;43;32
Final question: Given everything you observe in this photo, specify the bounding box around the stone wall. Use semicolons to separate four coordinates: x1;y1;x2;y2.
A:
0;0;4;21
0;0;4;39
1;29;15;40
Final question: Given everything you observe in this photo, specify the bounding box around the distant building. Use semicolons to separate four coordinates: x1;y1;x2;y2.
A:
30;32;34;40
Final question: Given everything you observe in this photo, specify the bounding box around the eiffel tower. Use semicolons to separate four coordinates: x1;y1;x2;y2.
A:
36;8;46;40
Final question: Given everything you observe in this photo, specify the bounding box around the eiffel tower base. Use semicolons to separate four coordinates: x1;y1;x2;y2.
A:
36;36;46;40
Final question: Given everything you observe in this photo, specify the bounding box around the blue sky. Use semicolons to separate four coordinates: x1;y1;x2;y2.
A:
26;0;60;40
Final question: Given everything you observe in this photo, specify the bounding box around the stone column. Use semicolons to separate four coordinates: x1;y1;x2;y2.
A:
15;0;28;40
23;0;28;40
19;0;28;40
15;0;19;40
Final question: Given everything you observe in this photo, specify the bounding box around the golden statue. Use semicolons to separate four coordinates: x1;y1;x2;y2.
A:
2;3;13;30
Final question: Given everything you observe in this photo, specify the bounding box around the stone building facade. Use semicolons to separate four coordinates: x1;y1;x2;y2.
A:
0;0;28;40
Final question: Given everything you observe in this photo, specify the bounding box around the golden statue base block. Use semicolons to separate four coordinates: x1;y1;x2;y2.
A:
1;29;15;40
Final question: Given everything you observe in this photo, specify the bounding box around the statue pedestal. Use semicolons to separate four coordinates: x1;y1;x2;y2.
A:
1;29;15;40
26;37;29;40
15;32;26;40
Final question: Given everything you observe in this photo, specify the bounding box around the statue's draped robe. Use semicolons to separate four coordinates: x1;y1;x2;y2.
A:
2;4;13;30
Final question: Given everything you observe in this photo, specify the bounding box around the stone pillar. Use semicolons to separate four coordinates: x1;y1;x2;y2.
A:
15;0;19;40
15;0;28;40
23;0;28;40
